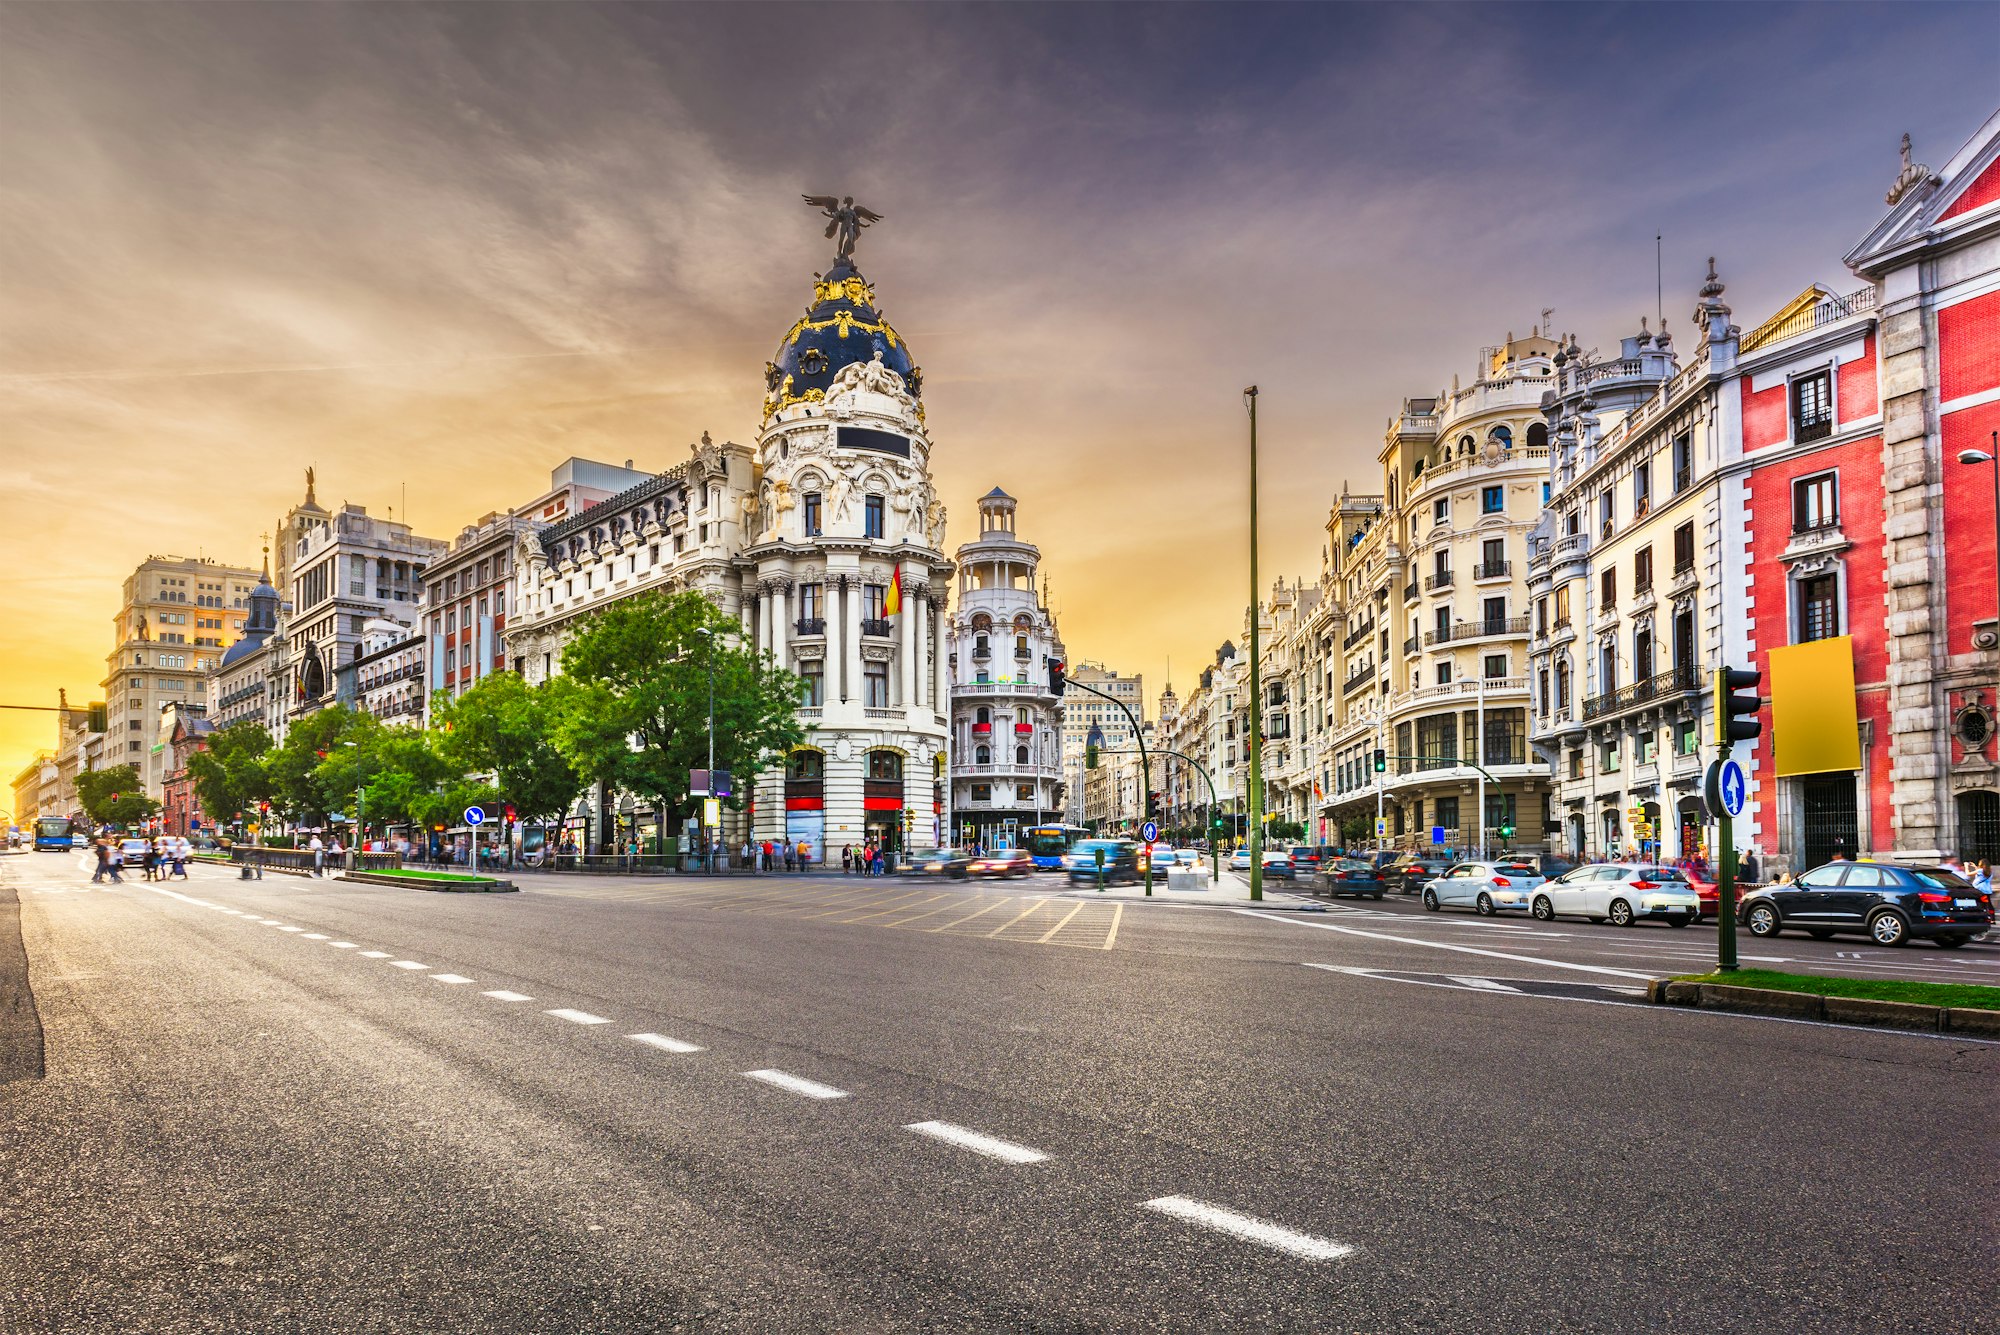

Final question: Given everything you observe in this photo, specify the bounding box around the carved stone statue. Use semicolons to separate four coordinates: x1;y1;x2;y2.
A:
831;474;856;523
767;478;795;539
802;194;883;262
925;500;947;548
890;483;917;537
827;350;908;403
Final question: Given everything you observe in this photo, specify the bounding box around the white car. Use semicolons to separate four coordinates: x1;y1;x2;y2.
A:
1531;863;1700;927
1227;848;1253;872
1421;860;1546;915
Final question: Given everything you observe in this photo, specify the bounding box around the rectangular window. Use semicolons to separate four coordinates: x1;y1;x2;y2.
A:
864;662;890;708
1537;667;1549;712
1481;485;1503;514
1792;370;1833;443
1433;497;1449;526
1673;521;1695;573
1569;749;1583;779
799;583;822;621
1600;568;1617;608
1792;472;1838;534
1600;739;1620;773
1484;791;1516;833
864;494;885;539
1481;537;1504;575
1554;585;1571;627
445;647;456;671
1672;432;1693;493
1799;574;1840;643
1633;462;1651;516
1634;547;1653;592
1484;653;1507;679
1677;719;1699;756
971;782;991;802
1541;482;1551;505
1434;796;1459;831
802;492;823;535
864;584;887;620
801;661;824;706
1016;783;1036;802
1436;661;1453;685
1637;730;1656;764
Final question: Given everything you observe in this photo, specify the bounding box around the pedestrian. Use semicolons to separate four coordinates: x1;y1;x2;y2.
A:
90;838;109;883
174;835;191;879
1739;847;1760;885
309;833;326;876
1830;846;1850;863
105;840;125;883
798;840;812;871
785;840;798;874
842;844;854;875
1973;859;1993;894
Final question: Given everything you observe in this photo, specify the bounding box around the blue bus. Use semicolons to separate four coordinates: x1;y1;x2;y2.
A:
35;816;78;852
1022;823;1089;871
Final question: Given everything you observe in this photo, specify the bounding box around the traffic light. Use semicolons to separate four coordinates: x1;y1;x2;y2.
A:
1085;743;1098;770
1047;658;1067;695
1372;748;1386;773
1499;824;1514;840
1147;791;1160;818
87;702;107;732
1716;665;1763;747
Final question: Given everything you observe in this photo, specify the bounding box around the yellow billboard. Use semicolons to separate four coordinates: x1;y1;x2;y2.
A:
1769;636;1861;777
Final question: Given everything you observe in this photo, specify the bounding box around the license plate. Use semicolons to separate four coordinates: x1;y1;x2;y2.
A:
1955;898;1976;908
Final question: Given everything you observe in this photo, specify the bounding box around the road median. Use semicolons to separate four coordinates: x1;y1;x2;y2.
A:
335;869;518;893
1649;968;2000;1036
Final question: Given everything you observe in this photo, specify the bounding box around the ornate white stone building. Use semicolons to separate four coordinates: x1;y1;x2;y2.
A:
506;242;953;860
946;488;1066;848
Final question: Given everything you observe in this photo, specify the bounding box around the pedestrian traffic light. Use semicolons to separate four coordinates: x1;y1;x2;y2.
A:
1372;748;1386;773
1085;743;1098;769
1716;665;1763;747
1047;658;1067;695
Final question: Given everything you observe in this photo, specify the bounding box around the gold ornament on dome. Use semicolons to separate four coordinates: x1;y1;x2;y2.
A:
813;276;876;308
779;311;903;349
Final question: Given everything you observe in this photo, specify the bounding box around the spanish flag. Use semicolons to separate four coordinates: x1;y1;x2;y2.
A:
884;563;902;617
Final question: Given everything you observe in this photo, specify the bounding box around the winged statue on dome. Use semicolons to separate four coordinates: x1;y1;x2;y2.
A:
802;194;883;262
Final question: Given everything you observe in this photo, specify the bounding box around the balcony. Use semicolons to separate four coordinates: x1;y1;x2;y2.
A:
1424;570;1454;592
1474;560;1512;581
1403;582;1418;602
1342;619;1376;651
794;616;825;636
971;645;992;659
1402;635;1420;657
1673;467;1693;494
1343;667;1376;696
1794;414;1834;445
1424;616;1530;647
861;618;893;637
1552;532;1590;575
1580;664;1702;723
1013;647;1032;661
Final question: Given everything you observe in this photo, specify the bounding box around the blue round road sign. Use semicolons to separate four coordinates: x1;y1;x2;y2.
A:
464;805;486;826
1140;820;1159;843
1717;759;1747;818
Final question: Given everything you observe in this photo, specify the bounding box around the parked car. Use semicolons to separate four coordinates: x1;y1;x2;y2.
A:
1741;861;1993;948
1420;861;1547;915
968;848;1034;879
1321;857;1387;900
1066;839;1140;885
908;847;971;880
1260;849;1297;880
1227;847;1254;873
1287;846;1324;874
1502;852;1579;882
1531;863;1701;927
1384;855;1453;896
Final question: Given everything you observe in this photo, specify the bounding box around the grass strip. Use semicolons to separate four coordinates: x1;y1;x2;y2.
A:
1674;967;2000;1012
358;868;497;884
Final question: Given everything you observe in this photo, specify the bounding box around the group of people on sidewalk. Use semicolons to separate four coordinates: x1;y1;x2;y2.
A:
842;843;895;876
88;835;192;883
742;837;814;872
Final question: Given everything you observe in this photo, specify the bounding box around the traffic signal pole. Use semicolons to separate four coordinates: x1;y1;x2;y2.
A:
1245;386;1264;904
1711;664;1764;975
1063;671;1156;896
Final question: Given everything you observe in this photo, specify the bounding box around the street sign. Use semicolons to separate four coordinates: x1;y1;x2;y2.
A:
1705;758;1748;819
1431;826;1445;845
690;768;709;797
464;806;485;826
703;797;721;828
1140;820;1159;843
712;769;733;799
1375;817;1388;838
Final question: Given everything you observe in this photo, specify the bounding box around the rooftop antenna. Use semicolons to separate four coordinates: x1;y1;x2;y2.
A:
1541;307;1554;339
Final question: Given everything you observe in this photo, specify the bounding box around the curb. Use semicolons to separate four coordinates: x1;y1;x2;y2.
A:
1647;978;2000;1036
335;872;518;894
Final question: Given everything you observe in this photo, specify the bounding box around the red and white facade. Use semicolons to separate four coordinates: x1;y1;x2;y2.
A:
1723;110;2000;868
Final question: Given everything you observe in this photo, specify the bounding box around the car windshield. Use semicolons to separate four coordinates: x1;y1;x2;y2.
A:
1336;859;1373;871
1495;862;1538;875
1912;868;1975;890
1634;867;1686;882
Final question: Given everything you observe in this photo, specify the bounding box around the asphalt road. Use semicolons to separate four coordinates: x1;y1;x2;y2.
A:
3;851;1994;1333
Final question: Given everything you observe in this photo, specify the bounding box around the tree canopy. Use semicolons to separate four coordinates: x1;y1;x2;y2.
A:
186;721;273;824
433;671;585;831
76;764;159;829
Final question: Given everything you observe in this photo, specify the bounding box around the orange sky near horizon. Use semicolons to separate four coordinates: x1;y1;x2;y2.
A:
4;4;1992;804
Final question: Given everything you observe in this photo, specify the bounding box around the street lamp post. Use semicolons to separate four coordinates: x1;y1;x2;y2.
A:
1957;434;2000;757
1245;385;1264;903
697;626;717;874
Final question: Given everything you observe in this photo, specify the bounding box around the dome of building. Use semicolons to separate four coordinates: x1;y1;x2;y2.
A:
763;258;922;420
220;560;282;667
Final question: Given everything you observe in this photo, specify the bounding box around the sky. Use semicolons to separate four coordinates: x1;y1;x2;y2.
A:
3;1;1996;793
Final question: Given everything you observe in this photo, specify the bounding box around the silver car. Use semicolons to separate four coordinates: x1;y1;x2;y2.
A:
1531;863;1700;927
1421;860;1547;915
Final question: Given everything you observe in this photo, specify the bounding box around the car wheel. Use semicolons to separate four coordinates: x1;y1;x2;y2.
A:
1531;896;1555;922
1608;899;1634;927
1807;929;1835;940
1868;910;1909;947
1475;892;1496;917
1666;914;1692;928
1745;903;1782;938
1371;892;1384;901
1934;934;1971;950
1422;889;1440;912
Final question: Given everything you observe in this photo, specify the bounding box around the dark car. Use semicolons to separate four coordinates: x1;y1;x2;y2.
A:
1384;855;1453;896
1503;852;1579;882
1741;861;1993;948
1321;857;1386;900
1066;839;1141;886
1287;846;1325;874
908;847;971;880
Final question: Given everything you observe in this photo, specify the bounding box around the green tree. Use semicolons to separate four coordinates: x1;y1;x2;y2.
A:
186;721;274;828
76;764;160;829
312;716;455;836
434;672;586;836
264;706;370;824
553;590;805;834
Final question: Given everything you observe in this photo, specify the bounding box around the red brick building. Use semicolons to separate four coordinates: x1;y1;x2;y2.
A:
158;703;215;838
1725;110;2000;868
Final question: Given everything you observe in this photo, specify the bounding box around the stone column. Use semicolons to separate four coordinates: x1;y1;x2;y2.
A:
932;597;949;721
775;580;792;668
845;576;864;705
899;582;919;709
825;577;846;703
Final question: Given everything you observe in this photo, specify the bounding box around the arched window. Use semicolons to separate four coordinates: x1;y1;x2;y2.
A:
787;749;825;780
1526;421;1549;450
1490;425;1513;452
975;745;991;765
1459;435;1475;456
975;706;990;725
866;749;903;781
1015;744;1030;765
1555;660;1570;709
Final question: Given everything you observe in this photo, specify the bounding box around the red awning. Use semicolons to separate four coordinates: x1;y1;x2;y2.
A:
863;796;904;812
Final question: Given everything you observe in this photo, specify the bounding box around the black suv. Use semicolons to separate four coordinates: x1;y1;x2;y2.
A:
1741;861;1993;948
1384;855;1453;896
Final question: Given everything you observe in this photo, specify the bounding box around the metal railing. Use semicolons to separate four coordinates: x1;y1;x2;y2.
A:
1425;570;1454;591
1791;516;1842;541
860;618;893;637
1795;414;1834;445
1403;582;1418;602
795;617;825;635
1474;560;1512;580
1425;616;1530;646
1402;635;1420;656
1580;664;1701;721
1740;285;1878;352
1343;667;1375;696
1342;619;1376;650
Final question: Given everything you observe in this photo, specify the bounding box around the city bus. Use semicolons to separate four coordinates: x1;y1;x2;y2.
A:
34;816;78;852
1022;823;1090;871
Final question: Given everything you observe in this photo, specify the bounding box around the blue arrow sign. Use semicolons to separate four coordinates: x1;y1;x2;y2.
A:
1141;820;1159;843
463;805;486;826
1718;760;1747;818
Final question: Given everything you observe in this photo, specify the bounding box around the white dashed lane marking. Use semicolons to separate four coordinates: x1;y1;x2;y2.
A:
482;990;535;1002
302;933;329;940
743;1069;848;1100
628;1033;703;1054
430;974;475;985
545;1008;611;1026
278;926;305;933
329;942;359;949
360;951;391;959
904;1121;1048;1164
389;960;431;971
1141;1196;1355;1261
